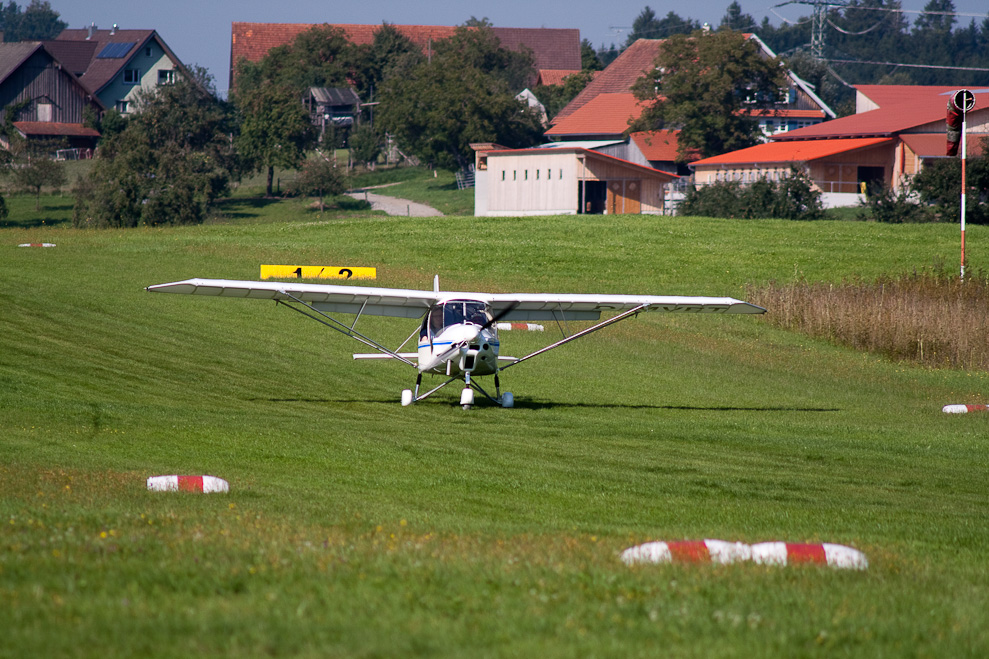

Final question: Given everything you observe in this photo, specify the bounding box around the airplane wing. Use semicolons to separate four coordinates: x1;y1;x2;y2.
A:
486;293;764;321
146;278;438;319
147;278;765;320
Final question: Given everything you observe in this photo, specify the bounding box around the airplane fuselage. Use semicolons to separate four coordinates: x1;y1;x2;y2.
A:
417;299;500;377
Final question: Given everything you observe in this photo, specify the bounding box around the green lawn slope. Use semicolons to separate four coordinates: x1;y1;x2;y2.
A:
2;212;987;657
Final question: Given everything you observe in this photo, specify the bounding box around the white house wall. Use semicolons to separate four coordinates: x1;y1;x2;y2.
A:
100;40;180;113
484;153;578;215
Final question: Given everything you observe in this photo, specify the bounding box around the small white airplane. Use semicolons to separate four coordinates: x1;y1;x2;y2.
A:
147;277;765;409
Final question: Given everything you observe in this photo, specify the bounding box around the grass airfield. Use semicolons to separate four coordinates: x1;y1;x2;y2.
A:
2;210;989;657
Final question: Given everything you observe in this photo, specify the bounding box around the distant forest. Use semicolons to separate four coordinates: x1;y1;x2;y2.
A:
597;1;989;115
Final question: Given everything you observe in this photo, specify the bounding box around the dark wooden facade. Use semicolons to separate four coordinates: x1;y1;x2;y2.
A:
0;43;104;126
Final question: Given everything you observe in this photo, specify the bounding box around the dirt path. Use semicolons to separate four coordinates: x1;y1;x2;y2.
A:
345;184;443;217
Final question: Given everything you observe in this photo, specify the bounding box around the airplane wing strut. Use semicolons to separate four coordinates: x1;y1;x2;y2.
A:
275;291;418;368
498;304;650;372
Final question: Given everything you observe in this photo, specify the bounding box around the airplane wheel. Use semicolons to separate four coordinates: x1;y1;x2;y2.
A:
460;388;474;410
401;389;414;406
501;392;514;408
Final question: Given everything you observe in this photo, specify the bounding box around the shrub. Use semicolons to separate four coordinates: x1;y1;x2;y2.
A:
857;184;934;223
680;167;823;220
911;149;989;224
291;157;348;210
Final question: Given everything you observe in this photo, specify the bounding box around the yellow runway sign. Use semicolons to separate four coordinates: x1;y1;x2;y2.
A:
261;265;377;280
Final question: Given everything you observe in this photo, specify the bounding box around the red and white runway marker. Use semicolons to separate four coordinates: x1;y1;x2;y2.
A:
621;539;752;565
942;404;989;414
622;539;867;570
495;322;544;331
147;475;229;493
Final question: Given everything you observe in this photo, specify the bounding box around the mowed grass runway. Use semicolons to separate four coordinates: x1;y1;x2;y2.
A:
2;213;988;657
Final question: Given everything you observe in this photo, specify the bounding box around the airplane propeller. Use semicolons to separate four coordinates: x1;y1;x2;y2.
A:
431;302;520;367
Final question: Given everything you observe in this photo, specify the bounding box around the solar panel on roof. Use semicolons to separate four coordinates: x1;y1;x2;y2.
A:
96;42;135;59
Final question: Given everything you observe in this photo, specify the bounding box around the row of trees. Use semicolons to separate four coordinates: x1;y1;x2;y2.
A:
0;0;64;42
72;22;549;227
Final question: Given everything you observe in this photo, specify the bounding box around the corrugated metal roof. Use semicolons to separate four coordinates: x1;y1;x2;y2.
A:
310;87;360;106
691;137;893;166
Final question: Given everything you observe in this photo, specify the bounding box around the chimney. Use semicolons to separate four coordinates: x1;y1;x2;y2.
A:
110;24;117;35
87;22;97;39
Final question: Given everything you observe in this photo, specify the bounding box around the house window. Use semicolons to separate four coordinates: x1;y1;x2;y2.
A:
547;169;551;180
124;68;140;84
145;46;153;57
501;171;505;181
115;100;130;113
536;169;540;180
513;171;516;181
37;102;52;122
157;69;175;85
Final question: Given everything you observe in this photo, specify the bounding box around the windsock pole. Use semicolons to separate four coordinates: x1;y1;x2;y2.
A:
961;107;967;280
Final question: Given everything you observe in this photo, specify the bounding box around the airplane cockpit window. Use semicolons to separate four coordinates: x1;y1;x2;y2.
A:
428;306;444;336
465;302;489;326
436;300;491;331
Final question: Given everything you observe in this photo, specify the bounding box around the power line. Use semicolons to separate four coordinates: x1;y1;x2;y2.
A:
825;58;989;72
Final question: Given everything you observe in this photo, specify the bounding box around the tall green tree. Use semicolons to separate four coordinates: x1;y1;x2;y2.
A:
235;84;315;197
73;72;234;227
348;23;423;100
631;29;787;160
234;24;352;97
719;2;756;32
625;7;662;46
7;137;65;210
534;71;594;121
0;0;65;41
377;26;543;171
580;39;602;71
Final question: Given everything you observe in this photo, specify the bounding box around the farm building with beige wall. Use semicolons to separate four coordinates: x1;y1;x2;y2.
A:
473;145;677;217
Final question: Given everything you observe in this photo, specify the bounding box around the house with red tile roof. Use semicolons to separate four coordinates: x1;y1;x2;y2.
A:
690;85;989;207
0;42;103;152
548;35;833;142
50;26;190;116
229;22;581;93
542;35;833;187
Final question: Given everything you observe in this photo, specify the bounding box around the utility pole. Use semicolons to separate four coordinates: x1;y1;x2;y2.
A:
775;0;850;60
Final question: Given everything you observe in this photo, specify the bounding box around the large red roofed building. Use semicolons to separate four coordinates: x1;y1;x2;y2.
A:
229;22;580;92
690;85;989;207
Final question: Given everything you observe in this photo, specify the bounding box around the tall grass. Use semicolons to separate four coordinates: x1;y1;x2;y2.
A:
749;268;989;370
